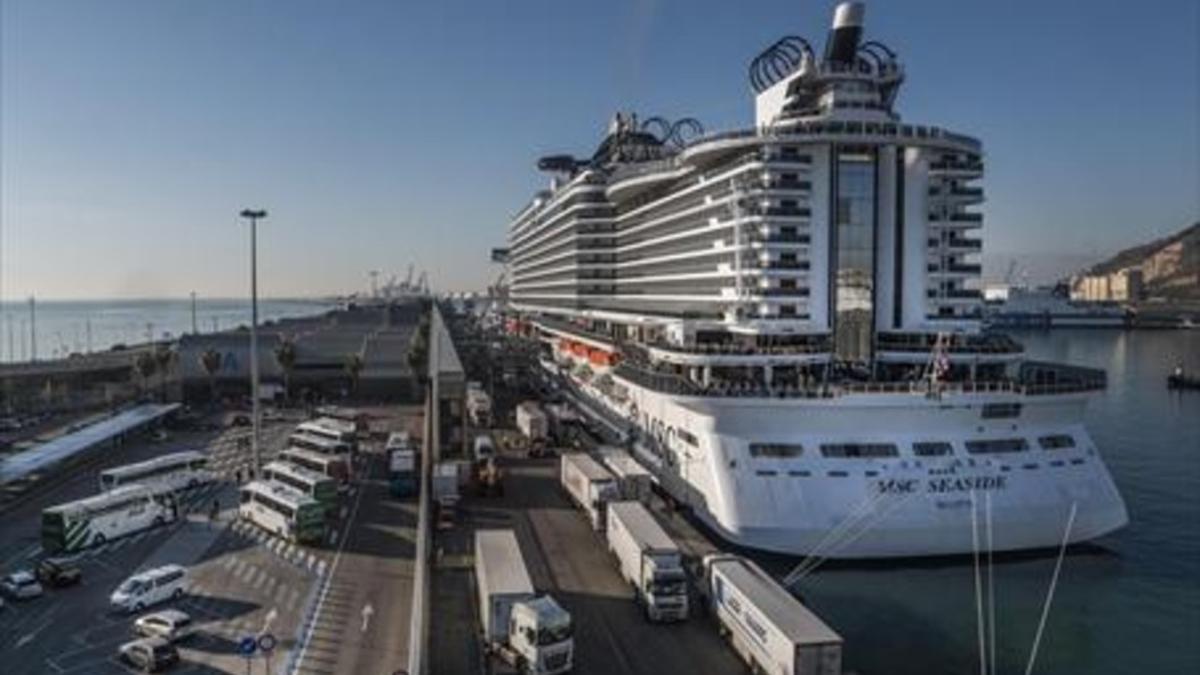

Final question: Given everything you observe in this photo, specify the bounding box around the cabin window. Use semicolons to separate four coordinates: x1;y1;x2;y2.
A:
913;442;952;457
749;443;804;458
981;403;1022;419
676;429;699;447
820;443;899;458
965;438;1029;454
1038;434;1075;450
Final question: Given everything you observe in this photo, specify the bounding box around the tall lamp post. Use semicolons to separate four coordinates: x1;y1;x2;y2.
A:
240;208;267;474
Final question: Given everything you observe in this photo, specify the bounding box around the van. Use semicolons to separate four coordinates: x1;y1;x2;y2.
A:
110;564;187;613
134;609;195;642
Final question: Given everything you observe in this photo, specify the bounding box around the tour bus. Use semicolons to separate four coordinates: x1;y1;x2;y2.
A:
99;451;213;493
43;485;177;554
262;460;338;511
238;480;325;544
295;419;357;451
288;431;352;456
279;446;352;488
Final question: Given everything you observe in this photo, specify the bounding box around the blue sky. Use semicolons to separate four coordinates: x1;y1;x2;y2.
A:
1;0;1196;298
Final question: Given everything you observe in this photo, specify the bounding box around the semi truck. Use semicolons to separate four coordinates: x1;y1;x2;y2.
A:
595;446;653;503
475;530;574;674
388;447;418;498
559;453;618;530
605;501;689;622
703;554;842;675
467;384;492;428
516;402;549;456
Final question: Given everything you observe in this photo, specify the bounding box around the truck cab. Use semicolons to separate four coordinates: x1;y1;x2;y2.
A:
641;557;689;621
509;596;574;675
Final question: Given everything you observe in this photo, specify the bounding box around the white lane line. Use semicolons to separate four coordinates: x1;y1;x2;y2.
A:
252;568;267;589
222;554;238;570
286;587;300;612
294;475;367;672
232;559;248;579
273;582;287;603
237;563;256;584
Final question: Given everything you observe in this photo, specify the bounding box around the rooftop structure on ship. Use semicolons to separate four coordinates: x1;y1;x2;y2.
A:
505;0;1005;392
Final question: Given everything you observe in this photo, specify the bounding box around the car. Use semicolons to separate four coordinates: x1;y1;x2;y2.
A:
1;571;44;600
230;414;251;428
133;609;194;642
36;559;82;588
117;637;179;672
110;564;187;614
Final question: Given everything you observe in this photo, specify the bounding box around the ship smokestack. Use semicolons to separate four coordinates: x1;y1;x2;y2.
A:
823;2;864;65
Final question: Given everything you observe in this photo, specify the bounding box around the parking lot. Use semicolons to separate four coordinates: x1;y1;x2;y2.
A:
0;410;336;674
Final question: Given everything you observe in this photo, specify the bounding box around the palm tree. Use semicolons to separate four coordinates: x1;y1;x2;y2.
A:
133;352;157;401
274;337;297;406
200;349;222;403
154;346;176;402
344;352;364;399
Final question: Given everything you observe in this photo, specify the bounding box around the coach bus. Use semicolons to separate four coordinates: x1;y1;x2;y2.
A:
238;480;325;544
99;451;213;493
43;485;177;554
262;460;338;510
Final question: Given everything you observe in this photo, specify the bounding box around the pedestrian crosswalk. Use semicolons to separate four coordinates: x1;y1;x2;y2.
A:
228;517;328;575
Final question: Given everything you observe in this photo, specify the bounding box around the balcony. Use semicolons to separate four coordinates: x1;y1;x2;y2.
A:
929;160;983;173
927;289;982;300
929;263;982;275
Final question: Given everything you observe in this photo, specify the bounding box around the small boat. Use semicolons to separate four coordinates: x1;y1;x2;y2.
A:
1167;373;1200;390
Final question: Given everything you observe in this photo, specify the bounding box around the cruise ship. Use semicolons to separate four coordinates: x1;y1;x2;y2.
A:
500;2;1128;558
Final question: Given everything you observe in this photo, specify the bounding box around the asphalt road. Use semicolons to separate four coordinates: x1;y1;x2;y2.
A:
291;406;421;675
430;446;746;675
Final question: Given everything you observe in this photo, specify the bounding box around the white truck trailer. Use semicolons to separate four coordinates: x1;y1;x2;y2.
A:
703;554;842;675
467;385;492;428
475;530;574;674
595;446;653;503
606;501;689;622
516;401;549;454
559;453;618;530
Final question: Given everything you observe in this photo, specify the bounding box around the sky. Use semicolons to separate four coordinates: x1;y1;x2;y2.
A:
0;0;1197;299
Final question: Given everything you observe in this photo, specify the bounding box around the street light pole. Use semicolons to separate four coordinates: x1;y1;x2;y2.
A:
240;208;268;474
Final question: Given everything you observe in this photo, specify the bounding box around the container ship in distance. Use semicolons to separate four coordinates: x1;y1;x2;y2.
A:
501;2;1128;557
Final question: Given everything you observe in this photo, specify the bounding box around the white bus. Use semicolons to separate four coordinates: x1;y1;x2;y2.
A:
296;419;357;450
43;484;177;554
288;431;352;456
238;480;325;544
99;451;213;493
279;446;352;486
314;406;368;434
262;460;338;509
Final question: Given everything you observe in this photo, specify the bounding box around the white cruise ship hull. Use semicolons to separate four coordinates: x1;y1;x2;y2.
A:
560;370;1129;559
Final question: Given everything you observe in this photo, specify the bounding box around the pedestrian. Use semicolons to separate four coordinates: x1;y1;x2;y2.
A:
235;468;242;484
210;498;220;522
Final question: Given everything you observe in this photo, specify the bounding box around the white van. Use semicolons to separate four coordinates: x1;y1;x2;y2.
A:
110;564;187;614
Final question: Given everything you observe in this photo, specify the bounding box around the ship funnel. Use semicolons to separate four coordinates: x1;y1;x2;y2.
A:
823;2;864;65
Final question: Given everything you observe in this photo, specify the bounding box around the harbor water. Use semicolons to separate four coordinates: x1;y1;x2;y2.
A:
775;329;1199;675
0;298;335;363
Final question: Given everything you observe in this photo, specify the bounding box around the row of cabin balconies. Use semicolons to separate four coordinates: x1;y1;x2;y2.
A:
614;150;812;223
509;187;609;243
928;235;982;251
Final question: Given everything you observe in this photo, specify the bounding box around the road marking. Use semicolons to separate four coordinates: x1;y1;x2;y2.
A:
223;554;238;570
339;506;348;520
232;559;248;578
286;587;300;611
360;603;374;632
294;474;367;672
327;529;338;546
237;563;256;584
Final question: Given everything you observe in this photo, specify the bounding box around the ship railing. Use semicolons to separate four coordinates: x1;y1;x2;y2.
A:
612;361;1106;399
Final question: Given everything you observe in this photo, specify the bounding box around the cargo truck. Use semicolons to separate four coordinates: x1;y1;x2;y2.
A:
516;402;549;456
703;554;842;675
595;447;653;503
475;530;574;674
467;385;492;428
388;448;418;498
606;501;688;622
560;453;618;530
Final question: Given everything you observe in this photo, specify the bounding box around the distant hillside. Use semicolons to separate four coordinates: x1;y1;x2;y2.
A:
1087;222;1200;299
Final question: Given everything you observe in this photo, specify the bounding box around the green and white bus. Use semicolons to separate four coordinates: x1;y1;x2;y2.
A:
262;460;338;510
42;484;177;554
288;431;352;456
296;419;357;451
279;446;352;487
238;480;325;544
99;451;213;493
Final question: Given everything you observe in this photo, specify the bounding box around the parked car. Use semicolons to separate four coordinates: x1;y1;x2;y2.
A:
36;559;82;588
1;571;44;600
118;637;179;672
133;609;194;642
229;414;251;428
